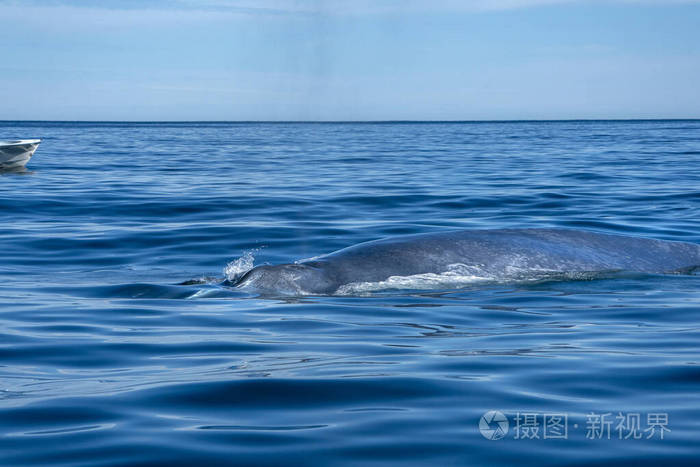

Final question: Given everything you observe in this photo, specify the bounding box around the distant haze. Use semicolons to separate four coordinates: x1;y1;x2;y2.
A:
1;0;699;121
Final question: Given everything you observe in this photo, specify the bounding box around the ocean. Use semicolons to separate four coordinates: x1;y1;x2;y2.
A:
1;120;699;466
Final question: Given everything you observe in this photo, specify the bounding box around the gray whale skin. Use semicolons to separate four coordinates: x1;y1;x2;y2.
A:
230;229;700;295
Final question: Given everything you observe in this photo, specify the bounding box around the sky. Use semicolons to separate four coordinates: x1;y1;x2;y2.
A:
0;0;699;121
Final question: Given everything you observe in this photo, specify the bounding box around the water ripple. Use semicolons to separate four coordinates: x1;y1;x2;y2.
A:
1;121;699;465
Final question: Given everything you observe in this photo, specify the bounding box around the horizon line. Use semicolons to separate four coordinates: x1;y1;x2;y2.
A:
2;118;700;124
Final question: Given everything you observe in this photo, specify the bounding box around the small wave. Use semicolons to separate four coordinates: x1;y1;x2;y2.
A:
295;254;324;264
70;283;196;299
179;276;220;286
223;249;260;283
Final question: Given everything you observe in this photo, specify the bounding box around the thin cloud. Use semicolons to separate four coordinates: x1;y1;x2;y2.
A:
5;0;700;15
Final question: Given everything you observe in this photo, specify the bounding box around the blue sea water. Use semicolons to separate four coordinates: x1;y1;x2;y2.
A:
1;120;699;466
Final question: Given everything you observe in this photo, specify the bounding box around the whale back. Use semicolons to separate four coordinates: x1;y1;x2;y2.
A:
234;229;700;295
315;229;700;279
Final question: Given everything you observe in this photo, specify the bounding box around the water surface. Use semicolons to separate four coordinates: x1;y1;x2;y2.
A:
1;120;699;466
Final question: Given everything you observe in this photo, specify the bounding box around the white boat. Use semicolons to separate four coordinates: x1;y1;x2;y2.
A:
0;139;41;169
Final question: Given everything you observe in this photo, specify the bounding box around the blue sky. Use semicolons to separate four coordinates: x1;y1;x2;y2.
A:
1;0;699;120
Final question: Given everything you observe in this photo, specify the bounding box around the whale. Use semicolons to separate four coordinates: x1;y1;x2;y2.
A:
227;229;700;295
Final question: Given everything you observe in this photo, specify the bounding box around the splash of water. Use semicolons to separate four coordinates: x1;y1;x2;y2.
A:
223;249;259;283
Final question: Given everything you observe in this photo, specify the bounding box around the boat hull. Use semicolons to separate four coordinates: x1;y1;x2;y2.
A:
0;140;41;169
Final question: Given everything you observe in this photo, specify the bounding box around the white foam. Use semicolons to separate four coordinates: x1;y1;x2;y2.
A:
336;263;489;295
335;262;563;295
